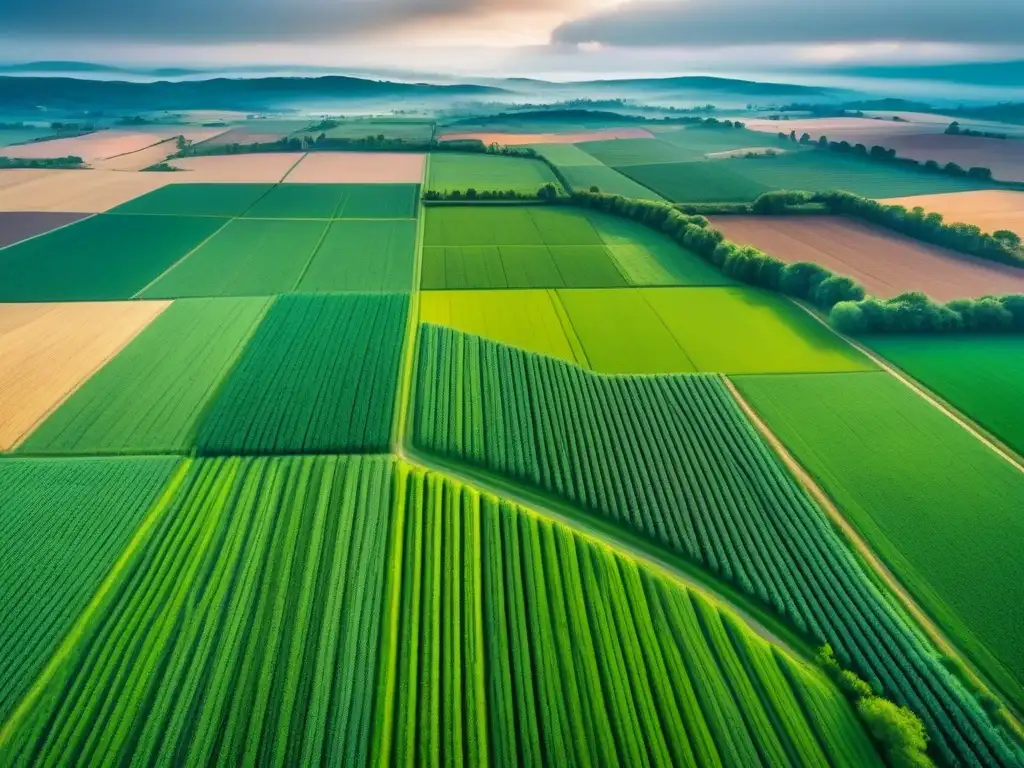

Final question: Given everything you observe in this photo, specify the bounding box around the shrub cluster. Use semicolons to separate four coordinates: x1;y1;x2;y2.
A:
569;191;865;310
423;183;561;202
0;155;84;169
814;190;1024;267
831;292;1024;334
816;645;935;768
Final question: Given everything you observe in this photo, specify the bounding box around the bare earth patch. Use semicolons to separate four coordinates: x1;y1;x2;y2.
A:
0;170;59;191
0;212;90;248
2;130;190;162
709;215;1024;301
882;190;1024;238
438;128;656;145
0;300;170;450
284;152;426;183
0;170;174;213
165;153;302;182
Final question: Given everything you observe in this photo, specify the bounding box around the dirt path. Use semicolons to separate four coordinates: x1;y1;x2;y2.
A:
725;377;1024;737
398;443;808;660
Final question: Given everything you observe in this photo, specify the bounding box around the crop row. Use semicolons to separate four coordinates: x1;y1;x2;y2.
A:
0;456;877;766
197;292;408;455
411;324;1022;767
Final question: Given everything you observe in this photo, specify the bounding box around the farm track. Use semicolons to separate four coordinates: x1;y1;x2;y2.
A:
793;300;1024;472
725;376;1024;738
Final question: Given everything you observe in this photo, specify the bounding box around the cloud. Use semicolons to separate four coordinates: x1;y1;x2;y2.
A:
0;0;547;42
552;0;1024;47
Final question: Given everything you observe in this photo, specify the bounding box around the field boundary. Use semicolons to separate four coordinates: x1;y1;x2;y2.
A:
400;442;816;662
131;217;236;298
724;377;1024;738
391;155;427;450
791;299;1024;473
0;213;98;254
278;152;309;182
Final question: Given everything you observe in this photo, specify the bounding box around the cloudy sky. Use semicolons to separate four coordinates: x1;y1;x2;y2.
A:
1;0;1022;78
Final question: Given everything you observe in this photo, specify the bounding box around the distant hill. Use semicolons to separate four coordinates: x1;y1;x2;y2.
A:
837;60;1024;88
562;76;835;98
0;75;504;112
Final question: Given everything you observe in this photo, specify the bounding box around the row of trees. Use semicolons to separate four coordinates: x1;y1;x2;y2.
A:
565;189;1024;335
423;183;561;202
832;293;1024;334
779;131;997;181
0;155;84;169
567;190;864;311
945;121;1008;140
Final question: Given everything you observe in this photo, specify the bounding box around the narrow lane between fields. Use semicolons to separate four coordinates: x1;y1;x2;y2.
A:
725;377;1024;740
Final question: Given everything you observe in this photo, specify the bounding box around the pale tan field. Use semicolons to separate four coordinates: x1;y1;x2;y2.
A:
165;153;302;182
0;169;59;191
744;117;936;136
882;190;1024;237
284;152;425;183
91;139;178;171
3;131;175;162
710;215;1024;301
0;300;170;450
0;170;174;212
438;128;655;145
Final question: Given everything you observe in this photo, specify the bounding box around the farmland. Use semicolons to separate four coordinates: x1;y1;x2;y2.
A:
735;372;1024;709
196;293;407;455
412;325;1019;767
0;456;181;722
382;462;880;767
0;300;168;450
710;216;1024;300
867;336;1024;456
427;153;561;194
419;289;586;364
19;298;268;455
285;152;425;183
142;219;326;298
558;287;874;374
0;214;226;301
3;96;1024;767
881;190;1024;239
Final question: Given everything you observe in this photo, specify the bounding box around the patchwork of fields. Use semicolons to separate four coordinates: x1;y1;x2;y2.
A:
1;141;1022;766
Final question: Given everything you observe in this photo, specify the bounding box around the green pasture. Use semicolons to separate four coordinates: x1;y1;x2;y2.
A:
298;219;416;292
109;183;274;217
427;153;561;194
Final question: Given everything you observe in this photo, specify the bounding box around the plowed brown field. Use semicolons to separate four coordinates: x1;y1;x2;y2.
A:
0;300;170;450
709;215;1024;301
882;190;1024;237
284;152;425;183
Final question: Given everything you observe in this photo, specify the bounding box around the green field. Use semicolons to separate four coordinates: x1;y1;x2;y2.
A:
412;325;1018;767
0;214;225;301
297;220;416;292
0;456;181;722
657;126;793;155
421;245;626;289
196;293;407;455
19;298;268;455
728;152;994;198
577;138;692;166
331;183;419;218
560;164;668;201
0;455;880;766
868;335;1024;456
419;289;586;364
427;153;561;193
383;462;880;767
315;119;434;141
0;455;394;766
526;143;604;166
109;183;274;217
241;183;352;218
735;372;1024;707
142;219;327;298
558;287;874;374
620;160;774;203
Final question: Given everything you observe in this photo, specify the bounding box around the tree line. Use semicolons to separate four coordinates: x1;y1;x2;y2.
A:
423;184;561;202
777;131;1004;182
564;190;1024;335
0;156;84;169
